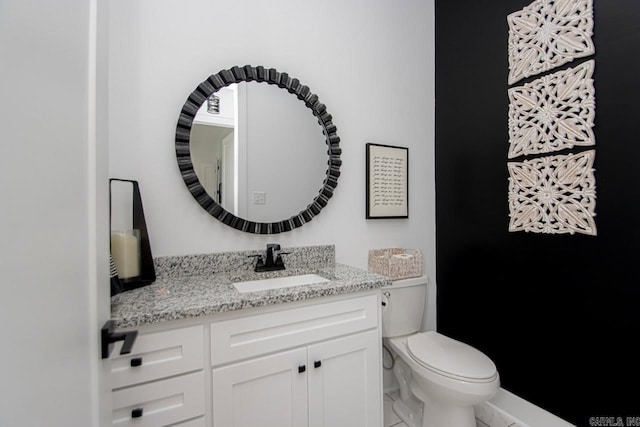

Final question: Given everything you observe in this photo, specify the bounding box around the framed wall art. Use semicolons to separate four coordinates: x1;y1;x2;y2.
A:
366;143;409;219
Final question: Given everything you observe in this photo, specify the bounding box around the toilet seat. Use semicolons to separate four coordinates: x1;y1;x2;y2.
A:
407;331;497;383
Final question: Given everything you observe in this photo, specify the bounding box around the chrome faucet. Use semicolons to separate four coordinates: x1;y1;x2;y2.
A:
250;243;290;272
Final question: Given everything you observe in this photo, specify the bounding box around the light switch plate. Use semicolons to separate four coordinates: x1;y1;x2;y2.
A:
253;191;266;205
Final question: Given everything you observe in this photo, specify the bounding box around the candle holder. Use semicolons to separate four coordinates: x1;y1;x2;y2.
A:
109;254;124;296
109;179;156;294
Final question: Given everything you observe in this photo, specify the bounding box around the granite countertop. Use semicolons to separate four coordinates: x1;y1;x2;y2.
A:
111;256;390;328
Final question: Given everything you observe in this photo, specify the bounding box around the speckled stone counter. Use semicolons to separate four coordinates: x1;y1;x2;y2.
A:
111;245;390;328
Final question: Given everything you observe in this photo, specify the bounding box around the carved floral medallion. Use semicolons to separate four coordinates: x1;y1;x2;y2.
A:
507;0;594;84
508;150;597;235
508;60;595;159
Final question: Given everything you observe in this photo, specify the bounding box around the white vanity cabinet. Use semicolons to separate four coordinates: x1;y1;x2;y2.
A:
210;293;382;427
110;292;382;427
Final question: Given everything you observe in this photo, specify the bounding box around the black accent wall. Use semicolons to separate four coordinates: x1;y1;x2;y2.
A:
435;1;640;425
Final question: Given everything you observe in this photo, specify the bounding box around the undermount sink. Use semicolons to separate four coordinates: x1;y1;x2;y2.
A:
232;274;330;294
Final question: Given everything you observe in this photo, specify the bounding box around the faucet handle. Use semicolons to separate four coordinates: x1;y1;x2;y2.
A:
274;252;290;267
248;254;264;267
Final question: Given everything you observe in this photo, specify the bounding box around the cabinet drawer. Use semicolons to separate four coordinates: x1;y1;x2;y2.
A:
112;371;205;427
171;417;206;427
211;294;378;366
111;325;203;389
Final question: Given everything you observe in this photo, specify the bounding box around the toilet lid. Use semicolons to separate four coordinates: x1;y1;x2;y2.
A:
407;331;497;380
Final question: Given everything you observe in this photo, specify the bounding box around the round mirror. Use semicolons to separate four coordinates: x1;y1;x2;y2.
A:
175;65;341;234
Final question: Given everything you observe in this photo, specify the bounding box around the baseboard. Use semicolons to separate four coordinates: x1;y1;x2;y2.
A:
383;382;575;426
487;388;576;427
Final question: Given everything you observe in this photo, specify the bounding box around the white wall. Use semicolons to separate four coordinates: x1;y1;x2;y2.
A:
0;0;111;426
244;81;327;222
108;0;435;280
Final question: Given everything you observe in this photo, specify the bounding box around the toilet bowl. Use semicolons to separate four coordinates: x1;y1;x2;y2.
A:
382;277;499;427
387;332;499;427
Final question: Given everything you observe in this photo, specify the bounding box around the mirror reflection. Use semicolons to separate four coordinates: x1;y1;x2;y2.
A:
189;81;328;223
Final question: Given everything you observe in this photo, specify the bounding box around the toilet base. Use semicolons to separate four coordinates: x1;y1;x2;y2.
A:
392;398;423;427
392;394;478;427
422;396;477;427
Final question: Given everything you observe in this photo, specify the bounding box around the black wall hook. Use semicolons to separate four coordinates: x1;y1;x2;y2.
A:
101;320;138;359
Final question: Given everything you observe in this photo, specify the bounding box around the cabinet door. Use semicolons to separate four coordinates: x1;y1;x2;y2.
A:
307;330;382;427
212;347;308;427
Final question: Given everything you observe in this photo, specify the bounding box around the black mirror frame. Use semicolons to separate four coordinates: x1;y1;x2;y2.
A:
175;65;341;234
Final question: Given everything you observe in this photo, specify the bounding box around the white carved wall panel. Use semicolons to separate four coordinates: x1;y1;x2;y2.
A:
507;0;595;85
508;60;595;159
507;150;597;236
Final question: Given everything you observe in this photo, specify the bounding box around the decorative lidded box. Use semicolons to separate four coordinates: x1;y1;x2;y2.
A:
368;248;422;280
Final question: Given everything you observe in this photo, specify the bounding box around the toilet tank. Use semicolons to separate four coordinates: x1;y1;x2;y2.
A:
381;276;428;338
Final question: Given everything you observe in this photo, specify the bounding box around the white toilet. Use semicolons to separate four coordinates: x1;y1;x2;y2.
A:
381;277;499;427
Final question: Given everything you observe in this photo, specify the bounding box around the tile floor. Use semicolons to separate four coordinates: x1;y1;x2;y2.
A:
384;390;524;427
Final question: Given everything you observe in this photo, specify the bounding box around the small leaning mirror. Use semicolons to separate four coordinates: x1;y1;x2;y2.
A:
175;65;341;234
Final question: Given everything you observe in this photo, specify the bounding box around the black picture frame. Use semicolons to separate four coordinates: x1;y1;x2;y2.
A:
366;143;409;219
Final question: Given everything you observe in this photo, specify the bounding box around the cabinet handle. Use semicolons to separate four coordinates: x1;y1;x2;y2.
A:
314;360;322;368
130;357;143;367
298;365;306;373
131;407;143;418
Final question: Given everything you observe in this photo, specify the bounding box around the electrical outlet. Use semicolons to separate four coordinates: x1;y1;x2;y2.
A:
253;191;266;205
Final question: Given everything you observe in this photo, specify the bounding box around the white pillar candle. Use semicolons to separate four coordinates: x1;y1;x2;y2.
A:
110;230;141;279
